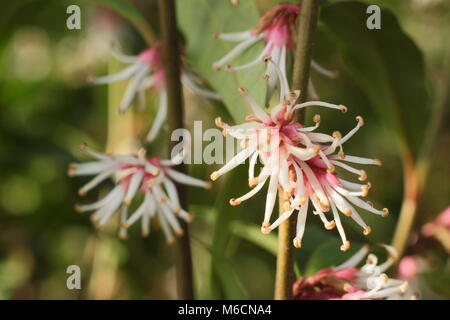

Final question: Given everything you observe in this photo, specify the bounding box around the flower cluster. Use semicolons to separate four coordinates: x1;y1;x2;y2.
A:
213;2;336;101
91;44;220;141
210;57;387;251
69;144;210;242
293;245;417;300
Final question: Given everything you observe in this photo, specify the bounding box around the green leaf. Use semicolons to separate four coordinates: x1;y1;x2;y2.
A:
189;202;251;299
304;239;364;276
177;0;266;123
213;260;249;299
230;220;278;256
320;1;430;157
96;0;155;45
208;166;250;299
96;0;146;24
188;216;249;300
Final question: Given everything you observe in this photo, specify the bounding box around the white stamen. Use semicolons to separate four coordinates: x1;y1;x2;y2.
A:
286;144;318;161
292;101;347;113
265;53;290;99
327;195;349;251
329;189;369;231
146;90;168;142
239;87;272;123
364;285;406;300
80;145;111;161
213;35;262;69
340;116;364;144
264;61;278;106
345;194;386;216
98;187;125;226
278;154;291;192
332;160;366;181
76;185;123;212
248;151;259;182
156;209;174;244
311;60;337;78
263;156;279;224
110;46;138;64
181;73;221;100
295;200;309;244
307;78;319;100
92;63;141;85
126;200;147;227
332;154;381;166
159;202;183;236
141;203;150;236
71;161;113;176
138;75;156;91
163;178;180;207
214;31;252;42
334;243;370;269
298;160;329;210
338;178;367;191
318;150;335;172
264;209;294;233
211;146;256;179
78;166;117;195
124;171;144;205
166;168;209;188
292;162;305;195
227;41;271;71
119;64;150;113
308;132;334;143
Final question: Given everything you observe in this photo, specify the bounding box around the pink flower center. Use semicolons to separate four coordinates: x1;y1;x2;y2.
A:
293;268;364;300
118;156;164;193
437;206;450;228
265;23;291;48
137;47;161;66
256;3;300;49
398;256;418;280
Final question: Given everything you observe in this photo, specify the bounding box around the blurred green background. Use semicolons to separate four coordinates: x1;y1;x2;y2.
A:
0;0;448;299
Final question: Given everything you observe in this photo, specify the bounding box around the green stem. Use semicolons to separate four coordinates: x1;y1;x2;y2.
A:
158;0;194;300
105;57;138;154
293;0;320;106
274;0;320;300
274;194;296;300
392;51;449;258
392;150;419;258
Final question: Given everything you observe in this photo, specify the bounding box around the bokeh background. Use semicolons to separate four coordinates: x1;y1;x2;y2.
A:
0;0;448;299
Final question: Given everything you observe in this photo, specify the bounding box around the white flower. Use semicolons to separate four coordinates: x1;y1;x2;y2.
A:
90;44;220;141
293;245;418;300
213;2;337;102
210;57;387;251
68;144;210;243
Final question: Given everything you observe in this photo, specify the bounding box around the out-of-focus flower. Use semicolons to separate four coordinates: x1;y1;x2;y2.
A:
397;255;436;299
90;44;220;141
210;57;387;251
213;2;337;101
422;206;450;236
421;206;450;253
68;144;210;243
293;245;418;300
413;0;447;9
398;256;419;280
